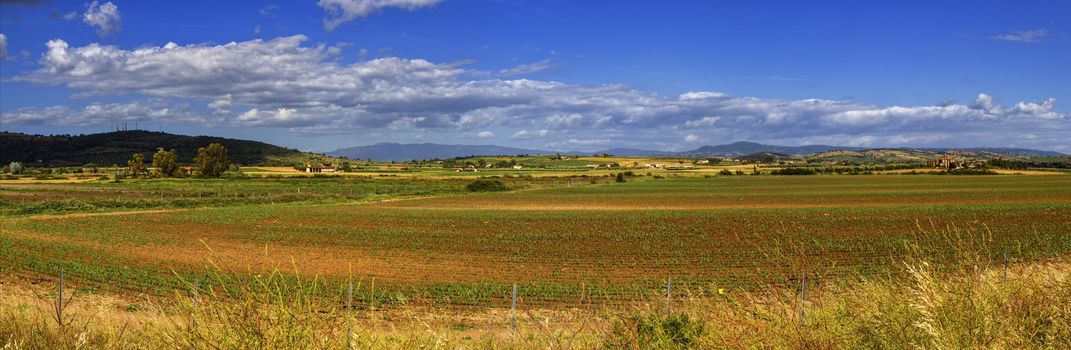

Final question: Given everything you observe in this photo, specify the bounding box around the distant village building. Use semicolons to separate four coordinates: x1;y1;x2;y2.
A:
512;165;524;169
928;157;964;169
454;165;479;172
305;164;337;173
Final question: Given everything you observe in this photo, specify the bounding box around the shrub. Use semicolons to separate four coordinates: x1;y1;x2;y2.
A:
945;169;998;175
718;169;733;176
8;162;24;174
606;312;706;349
466;178;508;192
771;167;817;175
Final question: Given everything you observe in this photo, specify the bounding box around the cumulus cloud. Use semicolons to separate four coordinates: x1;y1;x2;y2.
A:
82;1;122;37
497;59;554;77
991;29;1048;43
9;36;1070;152
20;35;466;110
0;100;207;127
0;33;8;60
236;107;316;127
512;129;550;139
476;131;495;138
318;0;443;31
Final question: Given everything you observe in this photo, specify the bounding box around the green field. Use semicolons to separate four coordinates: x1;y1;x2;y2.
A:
2;174;1069;308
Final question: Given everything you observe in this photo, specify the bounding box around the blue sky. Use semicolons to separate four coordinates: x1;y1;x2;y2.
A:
1;0;1069;153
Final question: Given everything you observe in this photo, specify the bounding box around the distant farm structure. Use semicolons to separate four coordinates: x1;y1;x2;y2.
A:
927;156;981;169
305;164;337;173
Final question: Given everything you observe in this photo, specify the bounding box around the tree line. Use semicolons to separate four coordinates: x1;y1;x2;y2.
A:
127;143;232;178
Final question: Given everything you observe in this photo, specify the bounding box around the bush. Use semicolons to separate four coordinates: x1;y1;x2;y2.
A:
8;162;24;174
945;168;998;175
771;167;817;175
606;312;706;349
466;178;508;192
718;169;733;176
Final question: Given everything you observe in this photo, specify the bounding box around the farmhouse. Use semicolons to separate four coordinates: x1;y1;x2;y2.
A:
305;164;337;173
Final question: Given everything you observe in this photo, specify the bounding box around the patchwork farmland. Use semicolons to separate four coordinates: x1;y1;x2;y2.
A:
3;175;1069;307
2;169;1071;347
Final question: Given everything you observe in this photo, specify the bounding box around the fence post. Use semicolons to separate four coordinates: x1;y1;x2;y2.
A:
511;283;518;335
666;277;672;318
192;278;199;329
799;272;807;325
56;267;64;328
347;280;353;349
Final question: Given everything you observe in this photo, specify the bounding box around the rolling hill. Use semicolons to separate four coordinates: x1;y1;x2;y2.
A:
672;141;858;157
4;130;1062;165
0;130;316;166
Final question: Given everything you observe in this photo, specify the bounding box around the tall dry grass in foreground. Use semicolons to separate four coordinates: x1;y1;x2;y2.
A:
1;232;1069;349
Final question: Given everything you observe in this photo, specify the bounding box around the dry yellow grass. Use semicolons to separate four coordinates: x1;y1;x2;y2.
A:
3;252;1068;349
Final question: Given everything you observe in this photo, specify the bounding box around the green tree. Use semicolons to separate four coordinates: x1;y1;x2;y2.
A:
128;153;147;178
152;149;179;177
7;162;24;174
194;143;231;178
466;178;508;192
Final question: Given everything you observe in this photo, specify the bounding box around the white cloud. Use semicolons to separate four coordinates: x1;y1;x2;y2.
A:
684;134;701;143
684;116;720;127
237;107;311;127
386;116;426;130
476;131;495;138
0;33;8;60
991;29;1048;43
318;0;443;31
1;100;206;127
63;12;78;21
83;1;122;37
497;59;554;77
512;129;550;139
260;4;279;17
21;35;466;109
679;91;728;101
10;35;1070;152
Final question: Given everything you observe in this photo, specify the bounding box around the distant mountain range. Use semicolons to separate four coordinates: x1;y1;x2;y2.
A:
329;143;553;161
328;143;673;160
330;141;1063;161
2;131;1063;165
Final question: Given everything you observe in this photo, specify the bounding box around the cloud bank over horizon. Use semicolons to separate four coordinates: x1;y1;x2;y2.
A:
3;35;1069;152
